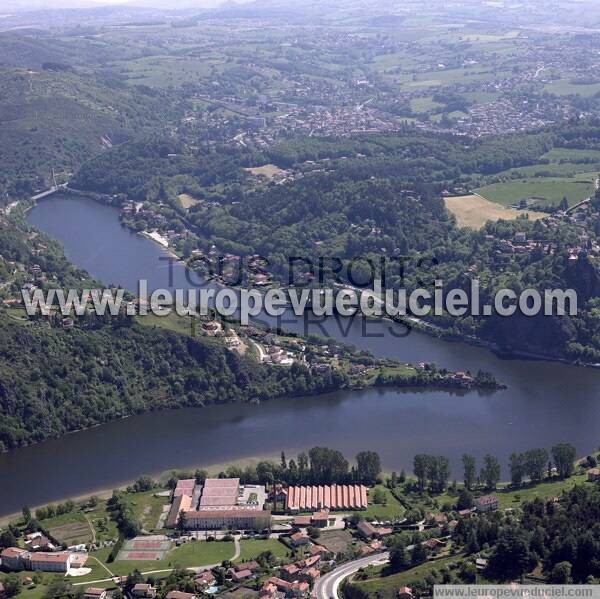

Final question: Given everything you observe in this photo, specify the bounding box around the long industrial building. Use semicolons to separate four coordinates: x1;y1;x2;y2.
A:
285;484;368;512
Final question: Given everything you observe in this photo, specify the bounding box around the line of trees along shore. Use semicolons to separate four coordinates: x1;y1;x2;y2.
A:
413;443;581;495
163;442;584;497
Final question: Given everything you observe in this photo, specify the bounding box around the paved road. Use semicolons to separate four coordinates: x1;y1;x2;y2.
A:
314;551;390;599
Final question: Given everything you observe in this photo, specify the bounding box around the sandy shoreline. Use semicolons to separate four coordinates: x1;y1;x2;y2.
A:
0;453;280;527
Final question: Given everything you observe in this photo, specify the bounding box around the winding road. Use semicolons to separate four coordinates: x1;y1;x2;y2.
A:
314;551;390;599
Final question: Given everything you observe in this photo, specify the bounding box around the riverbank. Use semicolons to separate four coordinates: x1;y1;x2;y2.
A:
16;193;600;518
0;367;503;461
0;453;281;526
46;189;599;370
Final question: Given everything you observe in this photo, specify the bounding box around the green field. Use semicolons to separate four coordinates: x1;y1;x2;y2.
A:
236;539;290;562
542;148;600;162
43;511;95;546
410;96;444;114
500;162;600;177
357;485;406;520
34;490;169;546
135;311;194;335
127;490;170;532
70;540;235;584
493;472;589;508
544;79;600;97
475;172;596;207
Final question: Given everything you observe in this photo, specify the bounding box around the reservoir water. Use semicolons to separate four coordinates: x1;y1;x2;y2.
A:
0;195;598;516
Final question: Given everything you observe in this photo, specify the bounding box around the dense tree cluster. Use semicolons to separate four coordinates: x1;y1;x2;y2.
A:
70;122;600;360
0;319;346;452
168;447;382;488
454;485;600;583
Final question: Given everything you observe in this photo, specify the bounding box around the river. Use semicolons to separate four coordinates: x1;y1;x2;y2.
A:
0;195;597;516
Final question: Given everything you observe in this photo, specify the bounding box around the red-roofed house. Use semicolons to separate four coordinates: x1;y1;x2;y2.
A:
268;577;292;592
195;571;215;588
300;567;320;583
281;564;301;581
356;521;377;539
474;495;498;512
311;511;329;528
291;581;309;596
310;545;328;556
422;538;445;551
230;568;253;582
290;532;310;547
234;561;259;573
259;583;277;599
299;555;321;569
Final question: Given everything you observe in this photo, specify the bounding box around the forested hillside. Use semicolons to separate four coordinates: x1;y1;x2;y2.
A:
0;213;346;452
0;26;189;203
0;317;344;452
69;123;600;361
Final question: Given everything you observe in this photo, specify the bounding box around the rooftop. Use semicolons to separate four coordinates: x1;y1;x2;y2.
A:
30;552;71;563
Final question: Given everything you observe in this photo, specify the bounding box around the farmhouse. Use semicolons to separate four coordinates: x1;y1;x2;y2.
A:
474;495;499;512
290;532;310;547
357;521;377;539
25;532;57;552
